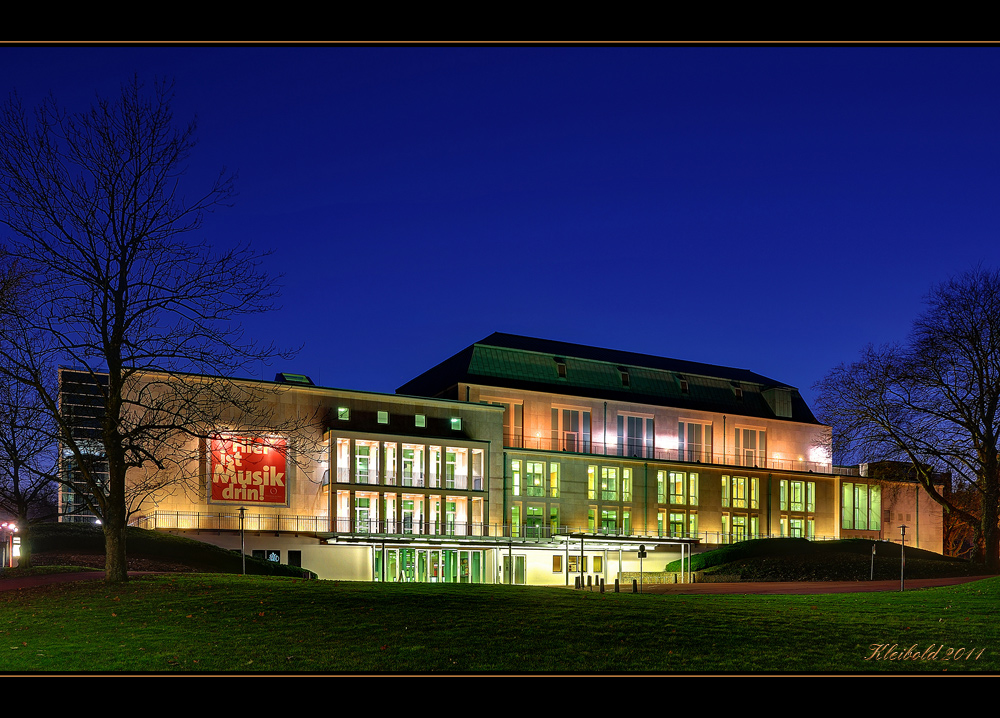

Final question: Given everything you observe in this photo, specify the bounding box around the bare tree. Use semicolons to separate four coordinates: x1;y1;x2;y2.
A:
0;369;60;568
0;78;293;582
815;268;1000;571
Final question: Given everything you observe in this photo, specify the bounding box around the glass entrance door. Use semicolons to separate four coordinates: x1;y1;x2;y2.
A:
503;555;526;584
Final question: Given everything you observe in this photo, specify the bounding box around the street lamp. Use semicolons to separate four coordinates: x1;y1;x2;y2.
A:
239;506;246;576
638;544;647;593
899;524;908;592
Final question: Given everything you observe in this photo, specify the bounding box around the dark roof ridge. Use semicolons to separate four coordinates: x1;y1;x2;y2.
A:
477;332;790;388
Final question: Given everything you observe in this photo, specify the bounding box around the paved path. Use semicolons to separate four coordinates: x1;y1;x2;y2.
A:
0;572;994;594
642;576;994;595
0;571;158;590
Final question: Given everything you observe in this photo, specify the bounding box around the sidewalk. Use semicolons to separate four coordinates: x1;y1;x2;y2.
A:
0;571;994;594
641;576;993;595
0;571;158;590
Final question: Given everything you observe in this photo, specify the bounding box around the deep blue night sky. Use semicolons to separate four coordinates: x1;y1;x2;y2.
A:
3;46;1000;408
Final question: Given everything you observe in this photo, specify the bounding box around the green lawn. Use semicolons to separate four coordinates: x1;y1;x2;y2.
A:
1;574;998;673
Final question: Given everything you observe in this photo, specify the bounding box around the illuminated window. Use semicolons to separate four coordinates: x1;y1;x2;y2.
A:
511;459;521;497
783;480;816;513
843;483;881;530
526;461;545;497
338;407;349;420
617;414;653;458
552;408;591;452
678;421;712;462
355;496;372;532
553;555;563;572
377;411;388;424
415;414;425;427
489;401;523;448
549;462;560;498
450;417;462;431
600;467;618;501
601;509;617;534
657;470;666;503
588;465;596;499
550;506;560;534
526;505;543;537
354;441;378;485
734;427;766;467
723;475;757;509
790;481;804;512
355;444;371;483
623;468;633;502
670;471;686;504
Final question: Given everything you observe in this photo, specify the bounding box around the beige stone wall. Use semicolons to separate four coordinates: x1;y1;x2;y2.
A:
130;376;504;530
462;383;832;472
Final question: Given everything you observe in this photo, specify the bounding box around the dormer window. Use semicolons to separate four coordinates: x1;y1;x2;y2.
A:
678;375;689;394
619;367;631;388
554;357;567;379
733;383;743;401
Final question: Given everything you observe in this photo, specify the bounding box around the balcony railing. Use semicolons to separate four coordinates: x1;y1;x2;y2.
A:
131;511;837;546
335;469;483;490
506;434;834;474
131;510;330;533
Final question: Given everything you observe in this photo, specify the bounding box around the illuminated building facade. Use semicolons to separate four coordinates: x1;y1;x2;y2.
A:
59;333;945;583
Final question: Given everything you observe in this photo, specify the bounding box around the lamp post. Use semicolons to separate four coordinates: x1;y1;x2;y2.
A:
239;506;246;576
899;524;908;592
638;544;647;593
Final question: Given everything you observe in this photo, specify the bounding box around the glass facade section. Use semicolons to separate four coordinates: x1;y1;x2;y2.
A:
842;483;882;530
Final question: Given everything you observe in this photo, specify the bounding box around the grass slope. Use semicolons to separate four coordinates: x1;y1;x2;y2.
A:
0;574;997;673
664;538;989;581
16;523;313;578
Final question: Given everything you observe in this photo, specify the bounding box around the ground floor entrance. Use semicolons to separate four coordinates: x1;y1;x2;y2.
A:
374;547;488;583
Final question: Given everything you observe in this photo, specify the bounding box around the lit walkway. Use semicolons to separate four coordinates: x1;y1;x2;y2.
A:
642;576;994;595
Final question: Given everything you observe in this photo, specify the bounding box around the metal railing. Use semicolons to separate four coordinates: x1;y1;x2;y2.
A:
506;434;834;474
335;469;483;490
131;511;838;547
132;510;329;533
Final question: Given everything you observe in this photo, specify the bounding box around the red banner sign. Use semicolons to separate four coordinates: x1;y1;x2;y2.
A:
211;435;287;505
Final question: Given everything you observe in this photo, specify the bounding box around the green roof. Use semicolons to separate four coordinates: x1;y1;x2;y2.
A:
398;333;820;424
